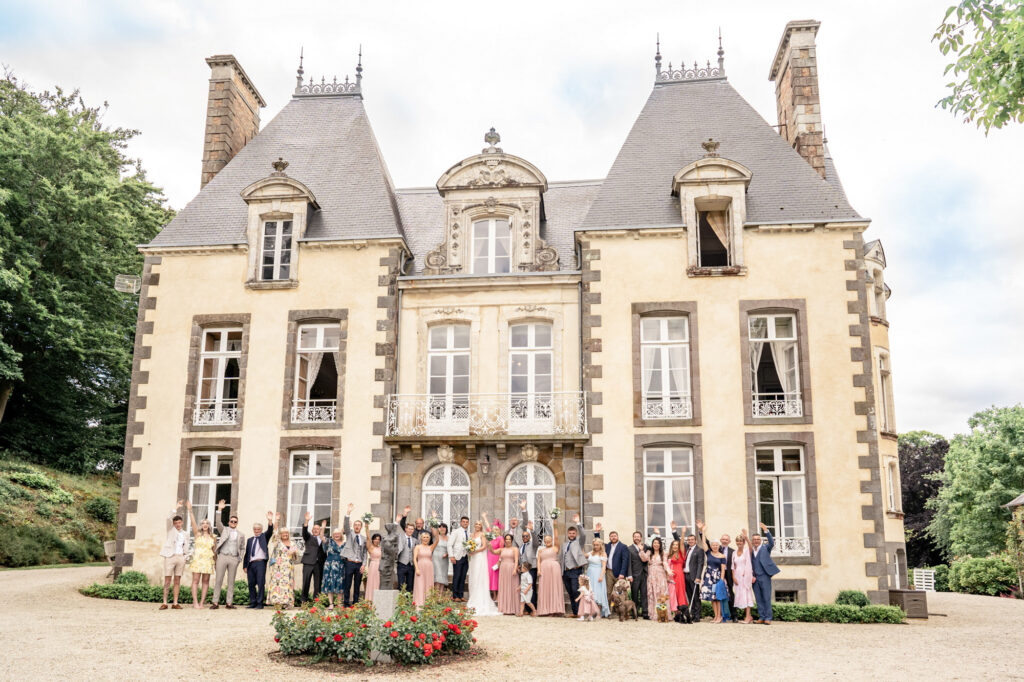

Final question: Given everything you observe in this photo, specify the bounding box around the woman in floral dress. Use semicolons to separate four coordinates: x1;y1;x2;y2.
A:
700;529;729;623
645;537;671;621
266;518;298;609
185;501;215;609
363;532;382;602
322;522;345;607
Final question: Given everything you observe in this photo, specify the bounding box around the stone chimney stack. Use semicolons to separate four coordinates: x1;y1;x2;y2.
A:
201;55;266;188
769;20;825;178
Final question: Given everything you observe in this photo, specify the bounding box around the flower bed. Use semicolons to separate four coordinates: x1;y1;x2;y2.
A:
272;590;479;667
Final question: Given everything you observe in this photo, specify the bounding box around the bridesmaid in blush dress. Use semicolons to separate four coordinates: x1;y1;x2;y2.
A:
492;533;521;615
363;532;382;602
412;525;438;606
731;529;756;623
536;522;564;616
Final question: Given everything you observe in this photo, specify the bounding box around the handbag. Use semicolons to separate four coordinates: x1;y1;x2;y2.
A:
714;577;728;601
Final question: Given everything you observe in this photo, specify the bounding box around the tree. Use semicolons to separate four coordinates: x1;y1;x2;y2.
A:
934;0;1024;133
1007;507;1024;593
0;73;171;472
928;405;1024;558
898;431;948;567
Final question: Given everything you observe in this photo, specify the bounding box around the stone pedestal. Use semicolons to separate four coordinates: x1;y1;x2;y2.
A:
370;589;398;663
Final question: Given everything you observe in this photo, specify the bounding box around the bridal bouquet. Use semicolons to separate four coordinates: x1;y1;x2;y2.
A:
463;538;480;554
360;512;373;525
428;517;441;528
485;529;498;541
549;507;562;520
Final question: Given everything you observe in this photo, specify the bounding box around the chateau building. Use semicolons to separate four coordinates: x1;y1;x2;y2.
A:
116;19;906;603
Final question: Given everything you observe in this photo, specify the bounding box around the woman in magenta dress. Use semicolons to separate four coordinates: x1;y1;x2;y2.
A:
482;513;503;596
732;529;756;623
667;539;688;612
491;532;520;615
412;526;438;606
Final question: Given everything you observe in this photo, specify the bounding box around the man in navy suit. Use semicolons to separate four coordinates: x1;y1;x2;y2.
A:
750;522;781;624
242;511;275;609
594;523;631;604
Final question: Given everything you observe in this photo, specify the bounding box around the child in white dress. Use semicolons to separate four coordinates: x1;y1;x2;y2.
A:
519;562;536;617
576;575;599;621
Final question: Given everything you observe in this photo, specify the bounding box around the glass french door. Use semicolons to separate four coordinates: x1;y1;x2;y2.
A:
427;324;470;435
508;323;553;434
422;464;471;528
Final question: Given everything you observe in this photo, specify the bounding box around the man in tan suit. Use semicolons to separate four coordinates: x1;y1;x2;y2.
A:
210;499;245;609
159;500;188;609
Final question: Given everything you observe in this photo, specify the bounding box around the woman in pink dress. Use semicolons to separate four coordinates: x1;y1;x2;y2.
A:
482;513;503;596
363;531;382;602
732;529;756;623
536;523;564;616
412;526;438;606
491;533;521;615
645;537;671;621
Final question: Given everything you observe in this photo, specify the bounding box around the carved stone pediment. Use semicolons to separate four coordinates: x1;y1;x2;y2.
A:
437;152;547;195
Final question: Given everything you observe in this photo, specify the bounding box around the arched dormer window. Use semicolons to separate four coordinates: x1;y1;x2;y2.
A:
471;218;511;274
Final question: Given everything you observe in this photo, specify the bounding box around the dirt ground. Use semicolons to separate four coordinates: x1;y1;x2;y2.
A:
1;566;1021;681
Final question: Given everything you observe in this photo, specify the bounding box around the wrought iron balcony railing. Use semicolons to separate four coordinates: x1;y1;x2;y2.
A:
291;399;337;424
642;395;693;420
752;392;803;418
385;392;587;438
193;400;238;426
774;536;811;556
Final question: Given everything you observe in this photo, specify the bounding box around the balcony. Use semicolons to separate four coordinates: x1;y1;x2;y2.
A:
642;395;693;420
385;392;587;439
291;399;337;424
193;400;238;426
752;392;802;418
774;536;811;557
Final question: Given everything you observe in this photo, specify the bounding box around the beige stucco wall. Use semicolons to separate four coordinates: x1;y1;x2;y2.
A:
583;226;886;603
870;319;905;546
124;242;398;580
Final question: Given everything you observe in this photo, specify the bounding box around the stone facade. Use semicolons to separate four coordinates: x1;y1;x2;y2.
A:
770;21;825;178
201;55;265;188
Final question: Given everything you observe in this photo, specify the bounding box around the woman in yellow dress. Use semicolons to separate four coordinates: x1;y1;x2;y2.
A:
185;501;216;608
266;513;299;609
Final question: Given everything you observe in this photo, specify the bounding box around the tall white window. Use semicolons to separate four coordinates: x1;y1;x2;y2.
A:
871;269;887;320
194;328;242;425
887;460;901;512
749;314;801;417
505;462;556;526
189;452;233;529
509;323;553;432
640;317;691;419
471;218;510;274
643;447;695;540
426;324;470;433
878;350;896;433
292;323;341;423
287;451;333;534
422;464;471;528
260;219;293;281
755;445;810;556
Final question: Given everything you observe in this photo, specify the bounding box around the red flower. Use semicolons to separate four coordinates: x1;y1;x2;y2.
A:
414;641;422;648
390;631;399;638
309;607;316;613
472;637;477;643
333;634;342;642
424;644;433;656
454;627;461;635
315;636;323;643
401;610;407;615
346;632;353;638
444;607;452;613
384;620;392;627
404;633;412;641
418;633;426;641
361;623;368;629
274;637;280;643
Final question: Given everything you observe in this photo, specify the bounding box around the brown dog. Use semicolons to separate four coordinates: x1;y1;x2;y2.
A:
610;578;637;621
655;593;671;622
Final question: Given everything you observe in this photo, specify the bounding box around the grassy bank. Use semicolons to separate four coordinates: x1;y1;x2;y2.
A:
0;453;119;567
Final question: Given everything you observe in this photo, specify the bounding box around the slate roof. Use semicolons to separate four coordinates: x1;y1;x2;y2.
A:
396;180;601;274
581;78;862;230
146;95;404;248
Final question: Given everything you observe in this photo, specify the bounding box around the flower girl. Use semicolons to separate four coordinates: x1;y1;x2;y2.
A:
576;574;600;621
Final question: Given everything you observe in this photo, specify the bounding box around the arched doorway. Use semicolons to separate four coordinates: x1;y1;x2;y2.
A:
421;463;471;528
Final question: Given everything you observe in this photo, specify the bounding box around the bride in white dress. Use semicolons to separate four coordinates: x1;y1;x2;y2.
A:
465;519;501;616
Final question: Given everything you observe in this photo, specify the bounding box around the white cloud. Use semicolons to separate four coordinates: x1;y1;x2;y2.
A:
5;0;1022;437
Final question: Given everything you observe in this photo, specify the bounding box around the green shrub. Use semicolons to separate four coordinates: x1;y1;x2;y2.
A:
44;488;74;505
928;564;951;591
948;554;1017;595
115;570;149;585
84;497;117;523
0;524;106;567
9;471;60;491
835;590;871;607
0;479;31;503
701;601;903;623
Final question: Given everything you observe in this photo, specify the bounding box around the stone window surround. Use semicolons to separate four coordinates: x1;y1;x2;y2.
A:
276;436;342;531
738;299;813;425
280;309;348;430
418;313;479;395
176;437;241;522
631;301;702;427
744;431;820;566
884;456;903;515
633;433;705;537
182;313;252;432
772;577;808;603
875;346;897;438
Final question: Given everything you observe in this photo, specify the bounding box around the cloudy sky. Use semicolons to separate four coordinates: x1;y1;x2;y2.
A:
3;0;1022;437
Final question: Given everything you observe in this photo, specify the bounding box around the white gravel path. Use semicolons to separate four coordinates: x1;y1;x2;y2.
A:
1;566;1021;681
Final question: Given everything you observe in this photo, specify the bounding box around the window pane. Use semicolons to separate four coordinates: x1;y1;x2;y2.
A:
452;325;470;348
532;465;554;486
314;482;332;505
755;450;775;472
429;355;446;376
647;501;666;534
429;326;447;350
667;317;688;341
645;450;665;473
534;325;551;347
262;265;275;280
535;354;551;375
217;458;231;476
315;454;332;476
264;221;277;235
281;220;292;235
322;326;340;350
646;479;665;505
203;331;221;352
749;317;768;339
641;318;661;342
671;478;692;526
774;316;794;339
292;454;310;477
452;354;469;376
474;221;489;238
225;331;242;352
644;347;662;393
194;455;212;477
299;327;318;350
510;325;528;348
191;484;210;521
781;449;802;472
670;449;691;474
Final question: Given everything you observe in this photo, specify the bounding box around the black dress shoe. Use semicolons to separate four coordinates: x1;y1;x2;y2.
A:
256;606;264;609
210;604;219;610
225;605;235;610
246;605;256;609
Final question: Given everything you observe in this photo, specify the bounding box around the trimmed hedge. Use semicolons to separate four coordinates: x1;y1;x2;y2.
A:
701;601;903;623
835;590;871;607
928;564;950;592
114;570;149;585
948;555;1017;596
81;578;305;605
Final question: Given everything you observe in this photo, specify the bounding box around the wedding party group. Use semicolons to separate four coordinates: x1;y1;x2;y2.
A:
155;498;781;624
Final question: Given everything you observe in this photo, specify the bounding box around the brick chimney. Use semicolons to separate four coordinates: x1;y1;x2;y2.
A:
769;20;825;178
201;55;266;188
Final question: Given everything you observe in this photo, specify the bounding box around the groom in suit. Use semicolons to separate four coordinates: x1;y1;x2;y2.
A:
751;522;781;624
396;507;417;593
299;512;327;603
627;531;650;617
448;516;470;601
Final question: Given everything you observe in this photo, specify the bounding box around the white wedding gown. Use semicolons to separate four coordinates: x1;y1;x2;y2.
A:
465;543;501;616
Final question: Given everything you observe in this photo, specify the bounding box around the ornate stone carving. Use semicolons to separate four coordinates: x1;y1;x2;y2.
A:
520;444;539;462
424;246;448;272
432;307;464;316
437;444;455;463
535;245;559;270
516;305;547;313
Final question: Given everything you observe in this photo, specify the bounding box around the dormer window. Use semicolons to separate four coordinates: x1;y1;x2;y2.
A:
697;209;731;267
472;218;511;274
260;219;293;281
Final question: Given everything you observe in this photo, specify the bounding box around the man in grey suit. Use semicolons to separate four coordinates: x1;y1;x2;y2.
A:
340;503;366;606
299;512;327;604
559;513;587;617
517;500;541;609
396;510;417;593
211;499;244;609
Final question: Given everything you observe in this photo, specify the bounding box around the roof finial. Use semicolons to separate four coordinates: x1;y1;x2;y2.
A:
701;138;720;158
272;157;289;174
655;33;662;75
356;44;363;86
717;28;725;74
483;126;502;153
296;47;305;91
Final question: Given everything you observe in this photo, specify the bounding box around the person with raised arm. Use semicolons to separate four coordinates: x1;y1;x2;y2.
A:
698;523;729;623
560;512;587;617
732;528;757;624
323;519;346;608
339;503;366;607
627;529;650;618
750;521;781;624
185;500;216;608
267;513;299;608
396;505;417;593
242;510;275;609
211;499;245;610
593;522;630;605
299;510;327;604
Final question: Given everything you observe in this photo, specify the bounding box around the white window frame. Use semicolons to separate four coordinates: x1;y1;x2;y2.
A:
260;219;293;281
640;317;692;419
426;324;471;434
886;459;901;513
189;451;232;531
878;350;896;433
421;464;471;528
471;218;511;274
286;450;334;535
504;462;556;527
194;327;243;425
696;206;733;267
291;323;341;423
754;444;810;556
508;323;554;433
642;447;695;540
749;313;802;417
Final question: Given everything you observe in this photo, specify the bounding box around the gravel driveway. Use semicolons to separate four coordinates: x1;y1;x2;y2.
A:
1;566;1021;681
